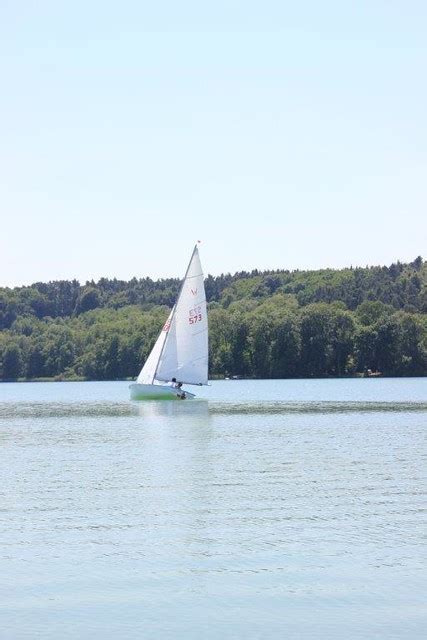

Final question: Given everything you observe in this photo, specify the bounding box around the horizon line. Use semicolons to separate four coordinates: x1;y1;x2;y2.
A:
0;255;423;289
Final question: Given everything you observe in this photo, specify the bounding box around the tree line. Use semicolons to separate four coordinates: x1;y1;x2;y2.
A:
0;257;426;380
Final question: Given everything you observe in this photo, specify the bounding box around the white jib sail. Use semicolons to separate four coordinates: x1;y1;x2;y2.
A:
136;309;174;384
155;246;208;386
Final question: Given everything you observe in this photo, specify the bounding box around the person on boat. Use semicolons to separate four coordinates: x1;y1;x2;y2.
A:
176;381;187;399
168;378;186;398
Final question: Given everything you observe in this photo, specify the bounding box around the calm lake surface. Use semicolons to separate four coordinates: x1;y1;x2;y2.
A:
1;379;426;639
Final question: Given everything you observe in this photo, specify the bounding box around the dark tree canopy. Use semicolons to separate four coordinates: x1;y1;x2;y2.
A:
0;257;426;380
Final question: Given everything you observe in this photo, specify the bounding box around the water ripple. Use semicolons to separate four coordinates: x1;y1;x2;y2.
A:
0;399;426;420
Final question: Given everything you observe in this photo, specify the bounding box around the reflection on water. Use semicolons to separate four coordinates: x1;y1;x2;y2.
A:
0;379;426;640
136;399;209;418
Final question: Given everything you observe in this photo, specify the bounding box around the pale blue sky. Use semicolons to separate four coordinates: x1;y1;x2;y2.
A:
1;1;426;286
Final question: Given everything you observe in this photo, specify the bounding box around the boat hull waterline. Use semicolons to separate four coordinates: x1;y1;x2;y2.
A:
129;383;196;401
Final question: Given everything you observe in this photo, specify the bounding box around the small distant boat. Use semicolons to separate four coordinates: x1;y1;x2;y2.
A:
365;369;382;378
129;244;209;400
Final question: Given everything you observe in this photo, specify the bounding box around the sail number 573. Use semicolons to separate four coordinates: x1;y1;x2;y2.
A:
189;306;202;324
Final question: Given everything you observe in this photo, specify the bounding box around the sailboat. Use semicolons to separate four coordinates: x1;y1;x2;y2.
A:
129;244;209;400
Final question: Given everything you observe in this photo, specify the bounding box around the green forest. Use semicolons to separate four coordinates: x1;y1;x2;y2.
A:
0;257;426;381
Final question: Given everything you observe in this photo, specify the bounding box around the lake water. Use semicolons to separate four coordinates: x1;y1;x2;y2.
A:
0;379;426;639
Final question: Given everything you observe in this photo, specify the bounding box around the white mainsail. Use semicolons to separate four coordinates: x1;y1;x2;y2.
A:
134;245;208;388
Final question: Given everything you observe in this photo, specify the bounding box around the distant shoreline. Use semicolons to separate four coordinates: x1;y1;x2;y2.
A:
1;374;426;383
